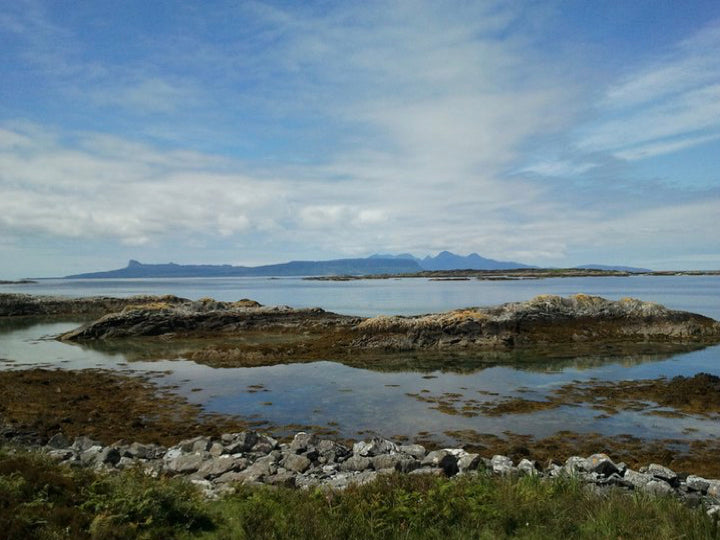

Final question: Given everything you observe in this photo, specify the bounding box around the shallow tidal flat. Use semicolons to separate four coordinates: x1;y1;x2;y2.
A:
1;290;720;477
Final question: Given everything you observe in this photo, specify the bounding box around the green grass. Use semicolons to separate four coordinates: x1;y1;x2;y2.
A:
1;448;718;539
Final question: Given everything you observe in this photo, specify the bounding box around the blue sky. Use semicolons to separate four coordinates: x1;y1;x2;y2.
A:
1;0;720;277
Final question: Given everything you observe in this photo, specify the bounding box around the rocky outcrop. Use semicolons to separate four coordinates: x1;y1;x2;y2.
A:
59;298;357;340
9;429;717;514
351;294;720;350
0;293;192;317
58;294;720;352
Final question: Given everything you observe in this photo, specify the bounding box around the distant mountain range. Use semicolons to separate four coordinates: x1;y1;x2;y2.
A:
573;264;652;273
63;252;648;279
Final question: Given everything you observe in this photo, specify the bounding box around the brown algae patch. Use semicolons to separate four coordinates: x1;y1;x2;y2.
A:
407;373;720;419
0;368;255;446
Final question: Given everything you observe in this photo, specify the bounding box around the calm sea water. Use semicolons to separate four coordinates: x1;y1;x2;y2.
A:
1;275;719;445
7;274;720;318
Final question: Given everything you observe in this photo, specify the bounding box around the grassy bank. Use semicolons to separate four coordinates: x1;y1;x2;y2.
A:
1;449;718;539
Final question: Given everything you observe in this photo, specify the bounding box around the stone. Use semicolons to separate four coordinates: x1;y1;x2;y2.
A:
563;456;586;475
643;479;674;496
707;480;720;499
72;436;100;453
235;455;278;483
166;453;206;474
457;453;482;474
517;458;539;476
398;444;426;460
316;440;351;463
647;463;678;486
290;432;318;453
98;447;121;466
177;436;211;453
126;442;165;460
196;455;246;479
707;505;720;518
341;455;372;472
209;442;224;457
490;455;514;475
267;470;297;488
47;433;70;449
46;449;74;462
353;437;398;457
283;454;312;473
79;446;103;466
584;454;619;476
409;467;444;477
685;475;710;493
624;469;655;490
421;450;459;476
251;434;278;454
223;432;258;453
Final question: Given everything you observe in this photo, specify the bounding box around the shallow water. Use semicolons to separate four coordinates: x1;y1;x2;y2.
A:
6;274;720;318
1;276;719;445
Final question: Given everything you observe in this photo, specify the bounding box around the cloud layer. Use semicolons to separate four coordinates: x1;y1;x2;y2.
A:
1;1;719;276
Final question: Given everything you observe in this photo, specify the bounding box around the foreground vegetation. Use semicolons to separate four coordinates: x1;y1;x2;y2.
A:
1;448;718;539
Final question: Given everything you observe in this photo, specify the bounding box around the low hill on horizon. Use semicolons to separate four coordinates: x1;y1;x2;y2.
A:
63;252;652;279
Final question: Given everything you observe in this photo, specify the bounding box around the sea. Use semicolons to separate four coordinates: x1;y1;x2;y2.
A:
1;275;719;445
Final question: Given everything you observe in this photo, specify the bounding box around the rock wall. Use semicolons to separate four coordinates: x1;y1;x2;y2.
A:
6;429;716;516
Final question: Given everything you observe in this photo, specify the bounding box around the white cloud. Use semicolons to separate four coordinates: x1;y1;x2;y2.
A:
581;20;720;159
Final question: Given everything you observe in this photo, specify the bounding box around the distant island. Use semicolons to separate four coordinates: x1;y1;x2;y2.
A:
65;251;532;279
61;251;664;280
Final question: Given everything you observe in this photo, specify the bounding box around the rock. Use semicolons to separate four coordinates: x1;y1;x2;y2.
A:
267;470;297;488
126;442;165;460
290;432;318;453
316;439;351;463
517;458;539;476
196;455;246;479
79;446;103;466
647;463;678;486
707;505;720;518
46;449;74;462
707;480;720;499
409;467;444;477
584;454;619;476
563;456;586;476
283;454;312;473
624;469;655;490
371;454;419;473
684;475;710;493
47;433;70;449
398;444;426;459
209;442;224;457
98;447;121;466
166;453;206;474
341;455;372;472
490;455;514;476
251;434;278;454
421;450;459;476
178;436;212;453
353;437;398;457
643;479;674;496
72;436;101;453
222;432;258;453
235;454;279;483
457;453;482;473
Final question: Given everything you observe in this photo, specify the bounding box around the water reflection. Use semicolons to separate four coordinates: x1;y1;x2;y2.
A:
1;319;719;448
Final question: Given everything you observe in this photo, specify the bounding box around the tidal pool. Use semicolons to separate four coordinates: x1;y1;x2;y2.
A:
2;317;719;448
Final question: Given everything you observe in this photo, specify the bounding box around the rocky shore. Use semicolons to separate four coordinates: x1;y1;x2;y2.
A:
2;428;717;516
53;294;720;355
0;292;190;317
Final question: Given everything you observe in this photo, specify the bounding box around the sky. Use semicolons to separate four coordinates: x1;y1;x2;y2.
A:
1;0;720;278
